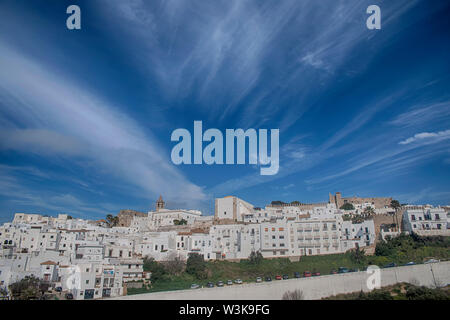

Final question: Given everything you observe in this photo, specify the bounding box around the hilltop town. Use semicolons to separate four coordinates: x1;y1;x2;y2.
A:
1;192;448;299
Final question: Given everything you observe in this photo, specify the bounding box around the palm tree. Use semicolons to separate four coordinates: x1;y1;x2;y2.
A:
106;214;118;227
363;206;375;218
390;200;401;231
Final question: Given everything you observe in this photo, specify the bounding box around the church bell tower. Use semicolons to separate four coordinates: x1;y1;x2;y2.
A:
156;195;165;211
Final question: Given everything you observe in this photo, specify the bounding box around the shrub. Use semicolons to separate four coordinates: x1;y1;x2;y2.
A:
186;253;207;279
282;289;304;300
143;257;167;282
340;203;355;210
248;251;264;265
9;275;48;300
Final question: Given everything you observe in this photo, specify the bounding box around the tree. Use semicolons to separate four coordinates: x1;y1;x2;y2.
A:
106;214;119;227
173;219;188;226
186;253;207;279
248;251;264;265
363;206;375;217
163;253;185;275
9;275;48;300
0;286;8;298
290;201;301;205
67;215;73;220
143;257;166;282
390;200;401;211
340;203;355;210
390;200;401;230
351;215;365;224
350;247;366;264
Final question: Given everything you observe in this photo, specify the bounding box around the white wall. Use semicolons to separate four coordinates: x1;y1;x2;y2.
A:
110;261;450;300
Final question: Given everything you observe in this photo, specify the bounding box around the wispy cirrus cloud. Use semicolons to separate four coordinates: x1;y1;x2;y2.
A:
0;42;206;207
389;101;450;128
399;129;450;145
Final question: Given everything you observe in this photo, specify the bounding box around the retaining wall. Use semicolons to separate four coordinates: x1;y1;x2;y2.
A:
110;261;450;300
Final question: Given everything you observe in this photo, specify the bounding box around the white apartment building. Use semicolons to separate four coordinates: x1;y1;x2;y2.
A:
289;218;342;256
341;219;376;250
215;196;255;221
403;206;449;236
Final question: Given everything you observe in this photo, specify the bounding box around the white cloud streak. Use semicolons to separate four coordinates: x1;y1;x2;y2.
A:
0;43;206;207
399;129;450;145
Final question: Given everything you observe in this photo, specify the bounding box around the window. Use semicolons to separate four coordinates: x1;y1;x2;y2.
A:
435;214;440;220
411;215;416;221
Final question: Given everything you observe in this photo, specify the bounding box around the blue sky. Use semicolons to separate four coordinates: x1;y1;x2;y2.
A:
0;0;449;222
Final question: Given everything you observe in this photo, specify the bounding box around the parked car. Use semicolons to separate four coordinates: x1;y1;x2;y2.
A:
65;293;73;300
282;274;289;280
256;277;262;283
226;280;233;285
424;259;440;264
383;262;397;268
338;267;349;273
216;281;224;287
312;271;321;276
265;276;272;282
234;279;243;284
55;286;62;293
275;275;282;280
191;284;200;289
294;272;301;278
330;269;337;275
303;271;312;277
404;261;416;266
206;282;214;288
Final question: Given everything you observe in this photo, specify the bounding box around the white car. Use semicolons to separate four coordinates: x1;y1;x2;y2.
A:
424;259;440;264
234;279;243;284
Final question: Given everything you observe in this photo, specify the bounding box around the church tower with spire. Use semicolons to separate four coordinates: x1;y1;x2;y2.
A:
156;195;165;211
